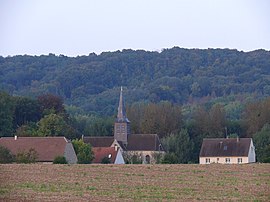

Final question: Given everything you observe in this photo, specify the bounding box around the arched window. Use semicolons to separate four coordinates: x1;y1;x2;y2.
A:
145;155;150;164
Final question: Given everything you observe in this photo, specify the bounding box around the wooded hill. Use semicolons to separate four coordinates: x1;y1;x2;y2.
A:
1;47;270;116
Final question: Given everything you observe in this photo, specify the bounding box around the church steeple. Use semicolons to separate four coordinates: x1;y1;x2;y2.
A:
117;86;129;122
114;87;130;145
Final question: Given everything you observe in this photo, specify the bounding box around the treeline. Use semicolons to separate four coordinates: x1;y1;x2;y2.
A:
0;47;270;115
0;91;114;139
1;91;269;163
126;99;270;163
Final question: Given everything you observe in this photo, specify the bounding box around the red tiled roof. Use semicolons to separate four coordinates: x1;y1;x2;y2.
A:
92;147;118;164
0;137;68;162
199;138;252;157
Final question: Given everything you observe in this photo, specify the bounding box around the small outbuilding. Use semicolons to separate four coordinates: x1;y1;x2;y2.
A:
199;138;256;164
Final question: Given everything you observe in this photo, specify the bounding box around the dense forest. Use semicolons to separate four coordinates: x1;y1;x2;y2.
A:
1;47;270;115
0;47;270;163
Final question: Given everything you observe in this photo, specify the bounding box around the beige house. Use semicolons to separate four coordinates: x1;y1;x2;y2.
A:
199;138;256;164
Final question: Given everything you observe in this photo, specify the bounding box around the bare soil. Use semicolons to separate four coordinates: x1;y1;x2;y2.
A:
0;164;269;201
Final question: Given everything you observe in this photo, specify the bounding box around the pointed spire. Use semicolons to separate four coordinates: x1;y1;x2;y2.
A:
117;86;129;122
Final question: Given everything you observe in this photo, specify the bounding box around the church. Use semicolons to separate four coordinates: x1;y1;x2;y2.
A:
83;87;165;164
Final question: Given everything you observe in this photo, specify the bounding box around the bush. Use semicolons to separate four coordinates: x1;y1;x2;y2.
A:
16;148;38;163
161;153;178;164
101;156;111;164
0;145;14;163
53;156;67;164
72;139;94;164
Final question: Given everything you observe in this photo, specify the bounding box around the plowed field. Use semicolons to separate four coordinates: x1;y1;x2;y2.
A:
0;164;269;201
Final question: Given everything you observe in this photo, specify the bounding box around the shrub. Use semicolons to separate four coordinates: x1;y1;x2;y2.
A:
72;139;94;164
101;156;111;164
16;148;38;163
0;145;14;163
53;156;67;164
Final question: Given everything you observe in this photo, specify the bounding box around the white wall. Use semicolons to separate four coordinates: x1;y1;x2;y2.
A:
114;150;125;164
248;139;256;163
199;156;249;164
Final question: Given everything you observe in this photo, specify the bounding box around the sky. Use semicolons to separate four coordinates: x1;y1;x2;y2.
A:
0;0;269;56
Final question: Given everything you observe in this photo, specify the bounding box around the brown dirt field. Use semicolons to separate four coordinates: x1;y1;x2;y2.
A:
0;164;269;201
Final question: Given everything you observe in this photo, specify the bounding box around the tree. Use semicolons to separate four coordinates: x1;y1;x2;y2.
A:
253;124;270;163
72;139;94;164
161;129;194;163
13;96;41;127
38;94;66;116
0;145;14;163
244;98;270;136
37;114;76;139
0;92;15;137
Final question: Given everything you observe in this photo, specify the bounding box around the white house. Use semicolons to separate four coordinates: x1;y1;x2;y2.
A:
199;138;256;164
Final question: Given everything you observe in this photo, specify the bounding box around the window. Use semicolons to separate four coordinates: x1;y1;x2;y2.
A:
145;155;150;164
238;158;242;164
205;158;210;164
223;145;227;150
225;158;230;163
217;158;219;162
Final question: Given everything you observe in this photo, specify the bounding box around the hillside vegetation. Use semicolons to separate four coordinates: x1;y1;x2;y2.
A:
1;47;270;115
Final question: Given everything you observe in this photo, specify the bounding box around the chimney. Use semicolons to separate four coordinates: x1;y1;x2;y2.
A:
81;134;84;140
237;136;239;142
14;135;17;140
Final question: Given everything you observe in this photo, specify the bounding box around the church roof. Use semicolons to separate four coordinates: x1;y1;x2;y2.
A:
82;136;114;147
126;134;164;151
199;138;252;157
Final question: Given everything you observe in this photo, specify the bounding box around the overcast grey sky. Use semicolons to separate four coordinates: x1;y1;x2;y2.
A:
0;0;269;56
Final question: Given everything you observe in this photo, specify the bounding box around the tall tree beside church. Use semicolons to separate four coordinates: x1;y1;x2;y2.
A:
243;98;270;136
0;92;15;137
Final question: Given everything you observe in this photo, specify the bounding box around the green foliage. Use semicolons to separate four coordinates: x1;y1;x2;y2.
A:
16;148;38;163
37;114;76;139
162;129;194;163
1;48;269;116
72;139;94;164
127;102;182;138
53;156;68;164
0;145;14;163
244;98;270;136
101;156;111;164
161;153;178;164
123;152;143;164
253;124;270;163
0;92;15;137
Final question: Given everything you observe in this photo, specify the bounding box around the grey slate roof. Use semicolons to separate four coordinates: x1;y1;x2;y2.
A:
199;138;252;157
126;134;164;151
83;136;114;147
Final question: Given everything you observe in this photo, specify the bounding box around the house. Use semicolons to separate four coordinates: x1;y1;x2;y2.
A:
92;147;125;164
83;87;165;164
0;136;77;164
199;138;256;164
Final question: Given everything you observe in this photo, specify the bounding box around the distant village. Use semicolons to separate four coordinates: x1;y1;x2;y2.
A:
0;88;256;165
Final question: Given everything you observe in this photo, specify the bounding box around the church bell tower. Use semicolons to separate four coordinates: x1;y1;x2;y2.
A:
114;87;130;145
